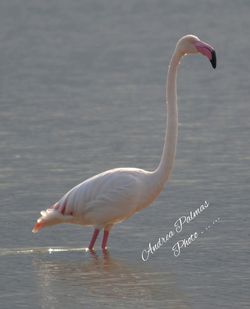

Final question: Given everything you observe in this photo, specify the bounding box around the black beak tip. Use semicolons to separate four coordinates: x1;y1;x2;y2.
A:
210;50;216;69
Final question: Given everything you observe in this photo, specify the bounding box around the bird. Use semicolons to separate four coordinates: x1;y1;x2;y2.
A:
32;34;216;251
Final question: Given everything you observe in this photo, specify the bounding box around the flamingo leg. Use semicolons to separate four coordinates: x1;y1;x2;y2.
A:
88;228;100;250
102;230;110;250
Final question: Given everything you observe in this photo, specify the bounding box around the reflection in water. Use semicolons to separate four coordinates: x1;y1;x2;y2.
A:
33;250;190;308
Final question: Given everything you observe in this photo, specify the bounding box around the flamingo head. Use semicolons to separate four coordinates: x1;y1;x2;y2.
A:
176;34;216;69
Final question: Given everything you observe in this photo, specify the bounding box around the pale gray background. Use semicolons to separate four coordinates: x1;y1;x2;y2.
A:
0;0;249;308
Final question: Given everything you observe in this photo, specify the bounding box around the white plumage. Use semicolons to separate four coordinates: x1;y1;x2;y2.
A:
33;168;154;237
32;35;216;250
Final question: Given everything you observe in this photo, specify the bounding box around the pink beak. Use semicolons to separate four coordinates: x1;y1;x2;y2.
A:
194;41;216;68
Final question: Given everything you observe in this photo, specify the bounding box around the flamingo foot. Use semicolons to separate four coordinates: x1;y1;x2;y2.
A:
88;228;100;250
102;230;110;250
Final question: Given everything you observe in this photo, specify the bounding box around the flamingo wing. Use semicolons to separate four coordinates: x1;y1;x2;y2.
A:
66;169;143;228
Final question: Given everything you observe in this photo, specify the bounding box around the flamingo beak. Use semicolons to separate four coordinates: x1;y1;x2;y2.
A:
194;41;216;69
210;50;216;69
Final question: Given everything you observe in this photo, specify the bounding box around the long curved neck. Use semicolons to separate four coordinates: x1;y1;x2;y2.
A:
153;49;182;187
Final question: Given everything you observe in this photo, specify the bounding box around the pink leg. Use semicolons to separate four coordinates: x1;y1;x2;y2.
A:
102;230;110;250
88;228;100;250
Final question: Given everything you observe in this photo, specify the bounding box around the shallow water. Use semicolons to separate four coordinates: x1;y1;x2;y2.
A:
0;0;249;308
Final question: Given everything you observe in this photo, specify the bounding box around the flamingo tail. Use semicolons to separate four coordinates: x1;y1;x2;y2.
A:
32;208;72;233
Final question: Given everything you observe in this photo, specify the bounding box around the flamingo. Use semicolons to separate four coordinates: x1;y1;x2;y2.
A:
32;35;216;250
